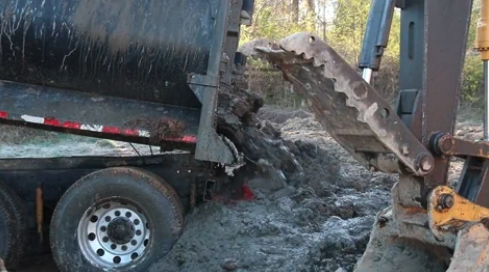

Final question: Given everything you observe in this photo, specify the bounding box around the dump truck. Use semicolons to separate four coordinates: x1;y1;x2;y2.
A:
0;1;254;271
2;0;489;272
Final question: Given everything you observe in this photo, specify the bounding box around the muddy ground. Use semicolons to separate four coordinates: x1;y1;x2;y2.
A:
148;112;481;272
1;109;483;272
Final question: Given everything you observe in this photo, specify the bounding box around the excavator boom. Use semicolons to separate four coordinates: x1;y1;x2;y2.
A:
241;0;489;271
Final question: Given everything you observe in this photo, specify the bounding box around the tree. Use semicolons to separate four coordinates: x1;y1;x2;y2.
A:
292;0;300;22
240;0;317;44
461;2;484;107
240;0;483;109
327;0;400;64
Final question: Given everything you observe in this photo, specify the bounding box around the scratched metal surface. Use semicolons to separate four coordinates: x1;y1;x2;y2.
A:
0;0;220;107
0;80;200;137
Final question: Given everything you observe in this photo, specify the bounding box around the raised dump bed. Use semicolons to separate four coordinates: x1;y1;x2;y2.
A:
0;0;247;164
0;1;253;271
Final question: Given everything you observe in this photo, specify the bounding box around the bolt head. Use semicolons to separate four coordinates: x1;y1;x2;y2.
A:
419;155;434;172
441;138;453;152
401;145;410;155
352;81;369;100
440;194;454;209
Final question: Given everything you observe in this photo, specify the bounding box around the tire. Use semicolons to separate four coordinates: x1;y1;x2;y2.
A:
50;167;184;272
0;181;28;269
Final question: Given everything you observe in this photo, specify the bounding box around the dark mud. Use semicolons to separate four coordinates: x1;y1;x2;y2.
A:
7;111;479;272
147;114;395;272
148;197;385;272
216;66;303;183
7;111;393;272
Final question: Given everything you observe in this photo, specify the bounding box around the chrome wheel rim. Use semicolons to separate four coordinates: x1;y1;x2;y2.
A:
77;198;150;269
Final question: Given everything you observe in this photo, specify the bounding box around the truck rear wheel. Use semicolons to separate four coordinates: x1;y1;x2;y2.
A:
50;167;184;272
0;181;27;269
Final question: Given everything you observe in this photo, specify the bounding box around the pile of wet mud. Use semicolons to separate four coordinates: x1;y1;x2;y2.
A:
212;66;309;192
149;111;395;272
1;108;392;272
3;108;479;272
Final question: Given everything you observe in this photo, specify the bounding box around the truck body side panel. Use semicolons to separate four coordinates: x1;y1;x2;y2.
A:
0;0;220;107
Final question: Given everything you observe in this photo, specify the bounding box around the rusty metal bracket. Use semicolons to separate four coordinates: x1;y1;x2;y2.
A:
189;84;236;165
430;133;489;209
36;186;44;244
190;178;197;209
432;133;489;159
245;32;434;176
428;186;489;239
188;74;219;103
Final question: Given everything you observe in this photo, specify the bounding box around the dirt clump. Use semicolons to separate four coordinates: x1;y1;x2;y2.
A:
216;67;303;183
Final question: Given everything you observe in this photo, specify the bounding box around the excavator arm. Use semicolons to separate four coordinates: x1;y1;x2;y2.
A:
242;0;489;271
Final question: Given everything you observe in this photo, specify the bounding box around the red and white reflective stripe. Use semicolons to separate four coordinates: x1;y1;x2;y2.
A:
180;135;197;142
80;124;104;133
21;114;45;124
0;113;197;143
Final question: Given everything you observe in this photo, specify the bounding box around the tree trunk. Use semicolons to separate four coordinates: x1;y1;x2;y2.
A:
292;0;299;23
306;0;316;19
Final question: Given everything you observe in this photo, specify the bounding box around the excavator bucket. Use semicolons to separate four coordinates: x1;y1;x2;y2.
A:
356;184;489;272
355;206;489;272
240;32;489;272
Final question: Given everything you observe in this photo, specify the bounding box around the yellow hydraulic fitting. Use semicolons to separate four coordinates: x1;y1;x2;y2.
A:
476;0;489;60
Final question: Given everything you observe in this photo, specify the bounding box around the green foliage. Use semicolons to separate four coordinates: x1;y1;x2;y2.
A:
461;2;483;107
462;54;484;106
240;0;316;44
240;0;484;109
327;0;371;62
